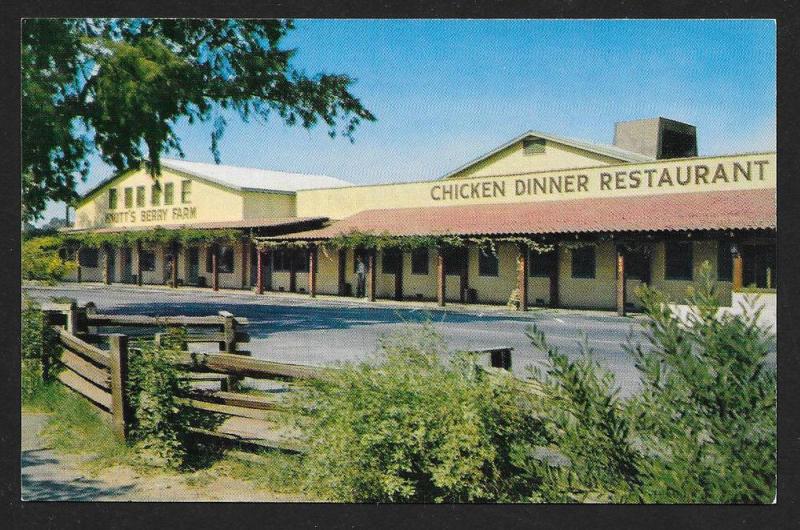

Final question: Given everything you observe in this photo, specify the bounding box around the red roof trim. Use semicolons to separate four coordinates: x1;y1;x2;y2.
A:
273;189;775;240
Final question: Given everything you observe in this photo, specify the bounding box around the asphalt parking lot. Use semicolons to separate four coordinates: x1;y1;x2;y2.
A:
21;283;776;396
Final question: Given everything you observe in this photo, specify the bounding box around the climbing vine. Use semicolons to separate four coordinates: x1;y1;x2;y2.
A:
254;230;556;255
55;227;244;249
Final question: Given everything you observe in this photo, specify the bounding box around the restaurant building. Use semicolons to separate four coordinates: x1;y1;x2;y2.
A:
64;117;777;314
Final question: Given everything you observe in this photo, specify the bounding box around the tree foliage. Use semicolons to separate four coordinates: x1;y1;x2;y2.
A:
22;18;376;221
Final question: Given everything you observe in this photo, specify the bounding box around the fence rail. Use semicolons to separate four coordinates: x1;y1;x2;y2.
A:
41;300;522;455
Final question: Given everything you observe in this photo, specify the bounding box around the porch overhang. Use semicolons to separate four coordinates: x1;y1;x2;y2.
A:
262;189;776;242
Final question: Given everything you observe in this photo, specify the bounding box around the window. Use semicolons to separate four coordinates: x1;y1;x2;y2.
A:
140;250;156;271
664;241;693;280
206;246;235;273
523;137;546;155
136;186;145;207
181;180;192;204
124;187;133;208
411;248;429;275
151;183;161;206
164;182;174;205
478;249;499;276
78;248;99;268
382;248;402;274
108;188;118;209
272;249;292;272
717;240;733;282
571;246;596;279
529;250;556;277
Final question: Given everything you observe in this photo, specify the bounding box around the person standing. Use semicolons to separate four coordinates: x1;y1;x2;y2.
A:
356;255;366;298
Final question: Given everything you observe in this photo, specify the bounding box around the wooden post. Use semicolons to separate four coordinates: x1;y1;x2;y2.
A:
65;301;79;335
75;247;82;283
616;245;626;316
171;241;179;288
219;311;237;352
136;240;143;286
517;244;528;311
84;301;97;334
241;239;249;289
109;334;131;441
256;247;264;294
549;242;560;308
338;248;347;296
367;250;376;302
459;248;468;303
490;348;513;371
394;249;404;301
212;246;219;291
437;247;446;307
308;244;318;298
103;245;112;285
732;246;744;292
289;250;297;292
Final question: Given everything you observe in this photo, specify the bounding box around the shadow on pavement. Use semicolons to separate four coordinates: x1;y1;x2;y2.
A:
21;448;136;501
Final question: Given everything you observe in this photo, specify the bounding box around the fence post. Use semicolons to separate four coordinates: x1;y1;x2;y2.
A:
84;302;97;334
219;311;239;390
490;348;513;371
65;302;79;335
108;334;132;441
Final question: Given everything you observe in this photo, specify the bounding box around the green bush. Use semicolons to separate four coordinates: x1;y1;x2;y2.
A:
627;268;776;503
525;265;776;503
292;325;551;502
126;331;223;469
22;236;75;284
21;297;60;404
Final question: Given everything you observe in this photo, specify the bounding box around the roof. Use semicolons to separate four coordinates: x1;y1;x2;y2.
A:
440;130;656;180
271;189;775;240
62;217;328;234
160;159;352;193
78;159;352;203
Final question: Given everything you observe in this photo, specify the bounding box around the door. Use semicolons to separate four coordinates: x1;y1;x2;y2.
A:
742;244;776;289
122;247;133;283
187;247;200;285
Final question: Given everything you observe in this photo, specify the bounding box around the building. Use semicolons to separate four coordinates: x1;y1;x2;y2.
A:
63;117;776;315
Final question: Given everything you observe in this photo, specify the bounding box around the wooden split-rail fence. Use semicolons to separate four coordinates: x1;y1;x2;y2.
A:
40;301;526;455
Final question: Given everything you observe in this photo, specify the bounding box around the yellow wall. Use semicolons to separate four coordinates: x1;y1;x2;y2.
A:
242;191;296;219
296;152;776;220
446;139;627;180
75;168;246;229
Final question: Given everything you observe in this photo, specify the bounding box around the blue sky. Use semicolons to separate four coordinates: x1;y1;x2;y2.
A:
43;19;776;223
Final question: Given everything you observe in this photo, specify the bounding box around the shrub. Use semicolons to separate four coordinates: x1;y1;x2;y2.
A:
22;236;75;284
293;325;551;502
126;331;223;469
525;264;776;503
526;329;641;502
21;297;60;403
626;265;776;503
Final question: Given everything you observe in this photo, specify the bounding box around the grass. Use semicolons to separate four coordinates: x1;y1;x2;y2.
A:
23;380;310;498
24;381;135;471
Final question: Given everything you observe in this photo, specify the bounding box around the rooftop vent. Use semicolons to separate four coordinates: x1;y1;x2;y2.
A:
613;117;697;160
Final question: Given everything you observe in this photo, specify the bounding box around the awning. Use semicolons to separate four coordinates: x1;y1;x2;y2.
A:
61;216;329;234
270;189;775;240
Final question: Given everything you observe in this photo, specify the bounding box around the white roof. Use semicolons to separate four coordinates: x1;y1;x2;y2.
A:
160;158;352;193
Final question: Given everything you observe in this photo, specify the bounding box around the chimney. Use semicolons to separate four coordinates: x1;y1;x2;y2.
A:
613;117;697;160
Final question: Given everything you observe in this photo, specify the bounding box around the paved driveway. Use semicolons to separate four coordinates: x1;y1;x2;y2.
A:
21;284;777;396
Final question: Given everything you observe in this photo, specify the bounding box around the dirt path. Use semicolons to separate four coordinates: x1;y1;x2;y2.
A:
21;413;307;502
